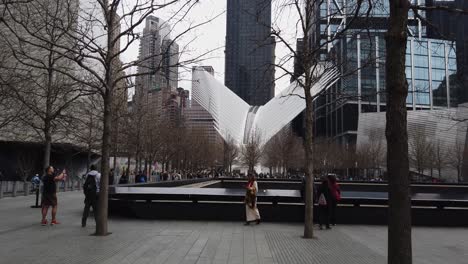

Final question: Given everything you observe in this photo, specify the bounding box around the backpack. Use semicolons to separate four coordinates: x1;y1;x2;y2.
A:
83;175;97;196
318;193;327;206
330;183;341;201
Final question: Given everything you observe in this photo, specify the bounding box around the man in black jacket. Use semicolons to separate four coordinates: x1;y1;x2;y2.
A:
82;165;101;227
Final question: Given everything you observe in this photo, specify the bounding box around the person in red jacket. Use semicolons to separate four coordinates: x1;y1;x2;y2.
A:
327;174;341;226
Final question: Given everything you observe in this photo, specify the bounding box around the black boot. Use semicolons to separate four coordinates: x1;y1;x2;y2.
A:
81;218;86;228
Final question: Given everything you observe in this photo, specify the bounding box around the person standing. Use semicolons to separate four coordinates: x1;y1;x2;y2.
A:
244;173;261;225
109;168;115;186
41;166;66;226
327;175;341;226
317;178;332;230
118;172;128;184
82;165;101;227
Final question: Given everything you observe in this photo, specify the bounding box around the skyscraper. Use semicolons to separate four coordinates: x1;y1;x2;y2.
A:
135;16;179;123
186;66;222;146
225;0;275;106
136;16;178;93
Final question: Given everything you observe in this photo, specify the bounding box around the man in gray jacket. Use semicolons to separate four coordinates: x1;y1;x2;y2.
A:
82;165;101;227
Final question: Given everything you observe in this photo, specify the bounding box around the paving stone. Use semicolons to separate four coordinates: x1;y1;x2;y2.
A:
0;192;467;264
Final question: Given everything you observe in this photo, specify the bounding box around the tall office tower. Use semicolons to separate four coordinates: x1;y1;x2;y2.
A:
301;0;466;148
225;0;275;106
135;16;179;123
455;0;468;105
425;0;468;106
162;39;179;90
426;0;458;40
187;66;222;146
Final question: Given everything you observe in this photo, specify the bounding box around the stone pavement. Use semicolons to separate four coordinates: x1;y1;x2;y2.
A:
0;192;467;264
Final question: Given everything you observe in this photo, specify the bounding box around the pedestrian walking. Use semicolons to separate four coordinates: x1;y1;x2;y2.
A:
41;166;66;226
317;178;332;230
327;174;341;226
244;172;261;225
82;165;101;227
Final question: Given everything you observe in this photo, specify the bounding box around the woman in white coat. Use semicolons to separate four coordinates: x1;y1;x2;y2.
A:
244;173;261;225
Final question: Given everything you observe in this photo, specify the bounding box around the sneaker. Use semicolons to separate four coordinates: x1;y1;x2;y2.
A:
41;219;48;226
50;220;60;225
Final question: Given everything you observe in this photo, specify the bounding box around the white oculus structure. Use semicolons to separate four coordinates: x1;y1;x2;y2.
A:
191;64;340;146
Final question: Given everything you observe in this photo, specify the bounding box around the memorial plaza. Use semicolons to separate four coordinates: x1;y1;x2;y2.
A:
1;191;467;264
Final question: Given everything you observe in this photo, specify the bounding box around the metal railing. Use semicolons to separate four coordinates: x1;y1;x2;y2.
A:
0;179;84;199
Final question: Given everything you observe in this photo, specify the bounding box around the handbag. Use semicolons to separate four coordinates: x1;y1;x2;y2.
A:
318;193;327;206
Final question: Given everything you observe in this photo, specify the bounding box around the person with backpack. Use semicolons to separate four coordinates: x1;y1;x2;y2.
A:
82;165;101;227
327;174;341;226
317;178;332;230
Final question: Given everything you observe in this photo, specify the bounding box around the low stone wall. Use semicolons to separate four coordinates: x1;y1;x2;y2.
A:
109;199;468;226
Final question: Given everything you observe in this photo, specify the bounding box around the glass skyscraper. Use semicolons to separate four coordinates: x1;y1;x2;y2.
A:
225;0;275;106
315;34;459;144
305;0;464;145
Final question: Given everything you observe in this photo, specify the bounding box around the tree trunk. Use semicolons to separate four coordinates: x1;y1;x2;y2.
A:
385;0;412;263
95;5;116;235
113;156;117;172
126;155;131;176
86;147;92;173
303;85;315;239
43;124;52;169
96;90;112;236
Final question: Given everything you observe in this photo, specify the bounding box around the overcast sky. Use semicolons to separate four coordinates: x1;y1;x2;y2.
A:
119;0;299;97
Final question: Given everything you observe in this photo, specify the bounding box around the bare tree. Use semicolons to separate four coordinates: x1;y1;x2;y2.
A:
263;127;304;176
384;1;415;261
409;127;432;175
431;139;447;180
241;129;263;172
266;0;377;238
449;138;464;182
263;137;280;175
1;0;219;235
0;49;24;129
360;128;386;170
385;2;468;262
70;94;103;171
223;135;239;173
16;150;39;181
0;0;88;168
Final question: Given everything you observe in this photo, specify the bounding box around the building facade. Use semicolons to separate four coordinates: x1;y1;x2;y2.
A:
316;34;458;145
135;16;180;124
305;0;466;144
225;0;275;106
186;66;222;146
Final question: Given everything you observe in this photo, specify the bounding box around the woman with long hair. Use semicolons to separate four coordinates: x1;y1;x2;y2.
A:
327;174;341;226
244;172;261;225
317;178;332;229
